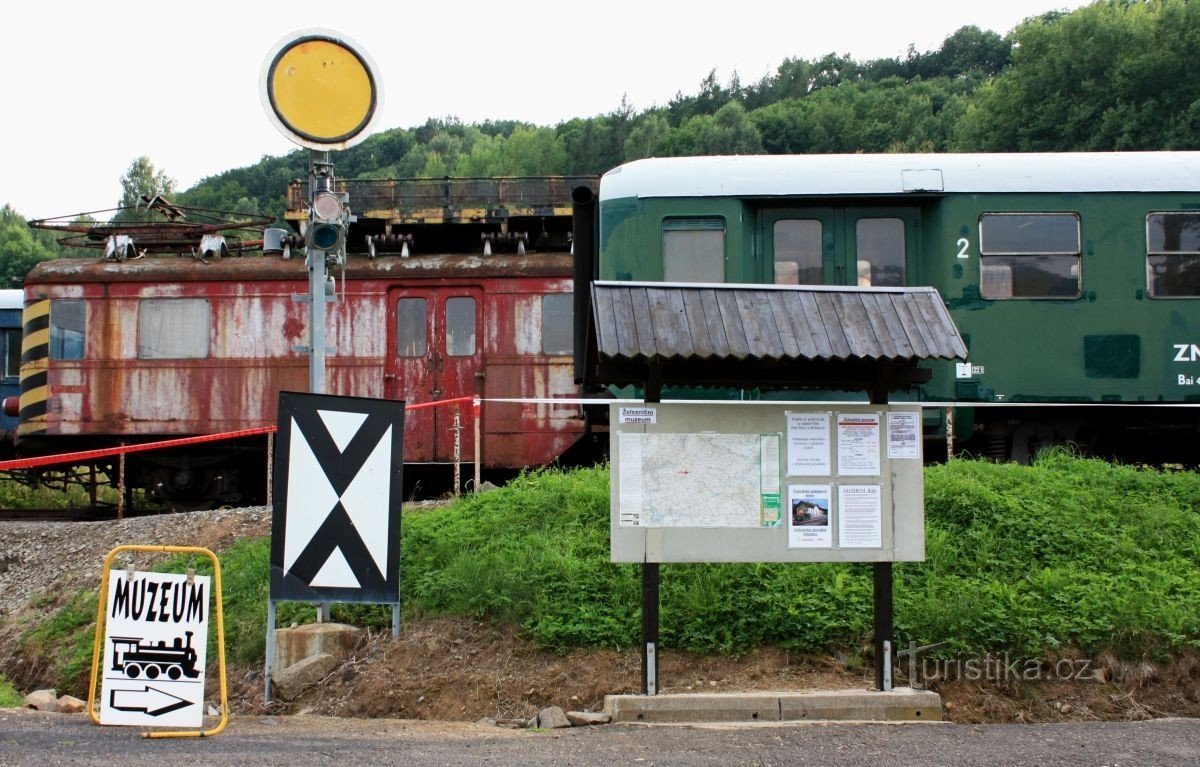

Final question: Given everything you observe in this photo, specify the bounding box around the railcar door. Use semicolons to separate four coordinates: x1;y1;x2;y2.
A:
386;287;482;463
762;207;919;287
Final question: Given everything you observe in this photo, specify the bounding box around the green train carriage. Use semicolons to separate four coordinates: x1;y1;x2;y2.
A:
593;153;1200;462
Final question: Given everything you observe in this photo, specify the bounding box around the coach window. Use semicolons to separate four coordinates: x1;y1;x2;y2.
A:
137;298;211;359
396;298;427;357
856;218;906;287
663;218;725;283
978;213;1081;299
445;297;476;357
4;328;20;378
542;294;573;355
1147;212;1200;297
773;220;823;285
49;299;85;360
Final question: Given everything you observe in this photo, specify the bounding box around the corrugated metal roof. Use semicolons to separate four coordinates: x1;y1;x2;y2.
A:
591;281;967;364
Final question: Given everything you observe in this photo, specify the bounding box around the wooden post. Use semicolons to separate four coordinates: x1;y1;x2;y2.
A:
870;371;893;691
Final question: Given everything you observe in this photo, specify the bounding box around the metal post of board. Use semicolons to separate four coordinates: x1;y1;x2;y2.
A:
874;563;893;690
308;150;334;626
392;603;400;639
265;599;276;702
870;374;894;692
641;372;664;696
642;562;660;696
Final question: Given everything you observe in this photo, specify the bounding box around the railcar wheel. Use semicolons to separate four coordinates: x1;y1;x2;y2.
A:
145;665;160;679
168;666;182;680
125;664;141;678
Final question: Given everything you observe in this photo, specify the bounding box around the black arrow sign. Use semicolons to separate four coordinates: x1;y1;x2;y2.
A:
109;686;191;717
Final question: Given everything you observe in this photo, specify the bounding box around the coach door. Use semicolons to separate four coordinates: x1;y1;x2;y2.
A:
762;207;919;287
386;287;483;463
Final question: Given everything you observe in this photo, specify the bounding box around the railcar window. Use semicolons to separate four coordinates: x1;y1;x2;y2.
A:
773;220;823;285
542;294;573;355
978;213;1081;299
49;299;85;360
855;218;905;287
4;329;19;378
1147;212;1200;297
445;297;476;357
396;298;427;357
137;298;211;359
663;218;725;283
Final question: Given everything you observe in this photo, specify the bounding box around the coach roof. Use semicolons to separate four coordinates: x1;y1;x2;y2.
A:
599;152;1200;200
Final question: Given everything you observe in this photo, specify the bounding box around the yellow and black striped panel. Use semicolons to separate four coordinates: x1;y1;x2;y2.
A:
18;299;49;436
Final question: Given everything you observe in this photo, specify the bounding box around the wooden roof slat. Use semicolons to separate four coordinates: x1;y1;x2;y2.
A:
630;288;658;358
699;289;731;357
682;290;714;358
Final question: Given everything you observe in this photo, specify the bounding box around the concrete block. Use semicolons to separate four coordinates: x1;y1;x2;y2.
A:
778;688;942;722
274;623;362;671
604;688;942;724
605;693;781;723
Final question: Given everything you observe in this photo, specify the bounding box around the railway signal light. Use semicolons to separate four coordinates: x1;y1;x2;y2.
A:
307;191;348;253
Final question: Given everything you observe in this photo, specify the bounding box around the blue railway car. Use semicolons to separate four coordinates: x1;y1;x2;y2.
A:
0;289;23;442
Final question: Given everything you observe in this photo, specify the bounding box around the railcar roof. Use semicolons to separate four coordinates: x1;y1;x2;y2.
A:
599;153;1200;200
22;253;573;285
0;289;23;310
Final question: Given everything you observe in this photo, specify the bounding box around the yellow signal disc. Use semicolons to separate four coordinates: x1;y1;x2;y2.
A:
263;32;379;148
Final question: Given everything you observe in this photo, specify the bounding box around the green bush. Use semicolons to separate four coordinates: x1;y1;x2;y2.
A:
21;456;1200;684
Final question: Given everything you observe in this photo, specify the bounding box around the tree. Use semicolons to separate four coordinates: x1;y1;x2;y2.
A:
113;156;177;223
953;0;1200;151
0;205;57;286
624;113;671;160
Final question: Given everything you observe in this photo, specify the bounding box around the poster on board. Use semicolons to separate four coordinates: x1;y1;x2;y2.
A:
788;484;832;548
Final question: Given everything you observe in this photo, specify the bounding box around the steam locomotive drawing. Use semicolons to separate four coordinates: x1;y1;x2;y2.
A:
109;631;200;680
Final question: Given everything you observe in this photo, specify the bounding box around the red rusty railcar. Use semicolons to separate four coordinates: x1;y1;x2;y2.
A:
17;253;588;506
15;176;601;507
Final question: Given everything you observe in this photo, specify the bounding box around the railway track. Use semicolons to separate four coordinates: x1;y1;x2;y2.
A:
0;506;150;522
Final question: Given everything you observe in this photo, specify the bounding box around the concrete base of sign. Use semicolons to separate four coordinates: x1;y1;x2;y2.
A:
274;623;362;671
603;688;941;724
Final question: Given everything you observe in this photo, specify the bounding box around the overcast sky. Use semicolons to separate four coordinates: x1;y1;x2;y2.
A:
3;0;1088;219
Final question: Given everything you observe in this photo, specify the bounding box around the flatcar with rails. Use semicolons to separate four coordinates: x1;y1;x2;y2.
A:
590;153;1200;463
14;177;599;508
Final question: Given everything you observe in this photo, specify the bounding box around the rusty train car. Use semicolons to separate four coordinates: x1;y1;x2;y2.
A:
13;177;600;508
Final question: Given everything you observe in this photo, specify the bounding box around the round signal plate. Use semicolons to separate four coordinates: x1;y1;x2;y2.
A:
261;30;381;150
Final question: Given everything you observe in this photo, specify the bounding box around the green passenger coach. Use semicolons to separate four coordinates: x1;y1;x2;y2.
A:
595;153;1200;463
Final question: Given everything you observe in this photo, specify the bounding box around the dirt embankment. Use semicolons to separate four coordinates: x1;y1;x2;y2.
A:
3;507;1198;724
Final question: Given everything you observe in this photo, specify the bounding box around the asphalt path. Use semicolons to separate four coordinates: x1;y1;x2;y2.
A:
2;709;1198;766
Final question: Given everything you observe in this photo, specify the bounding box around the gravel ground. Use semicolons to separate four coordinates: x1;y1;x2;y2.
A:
0;507;272;619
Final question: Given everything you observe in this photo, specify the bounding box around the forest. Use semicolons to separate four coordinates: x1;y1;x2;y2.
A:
2;0;1199;284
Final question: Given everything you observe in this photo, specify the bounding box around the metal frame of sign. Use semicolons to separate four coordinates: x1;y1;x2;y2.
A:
87;545;228;740
266;391;405;701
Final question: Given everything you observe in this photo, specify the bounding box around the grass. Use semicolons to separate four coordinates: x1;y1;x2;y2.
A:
0;674;23;707
13;454;1200;697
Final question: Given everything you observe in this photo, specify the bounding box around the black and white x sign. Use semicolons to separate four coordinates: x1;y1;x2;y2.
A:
270;392;405;603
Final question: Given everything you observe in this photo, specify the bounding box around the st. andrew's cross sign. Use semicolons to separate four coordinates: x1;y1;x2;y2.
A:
270;391;404;603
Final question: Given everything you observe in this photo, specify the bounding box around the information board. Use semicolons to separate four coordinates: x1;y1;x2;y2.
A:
99;570;210;727
610;402;925;563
